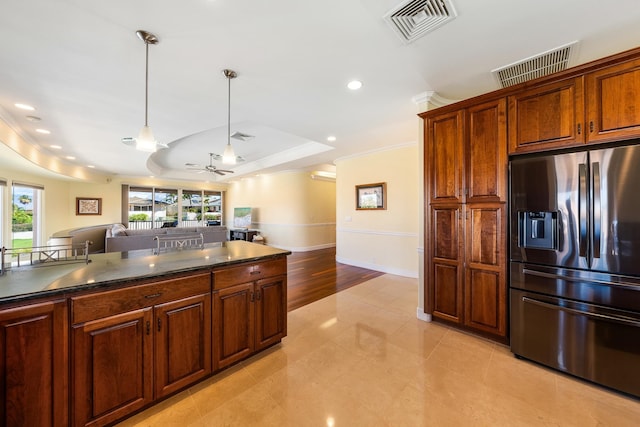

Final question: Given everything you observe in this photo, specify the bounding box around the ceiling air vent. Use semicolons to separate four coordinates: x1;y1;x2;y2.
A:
384;0;457;44
492;41;579;88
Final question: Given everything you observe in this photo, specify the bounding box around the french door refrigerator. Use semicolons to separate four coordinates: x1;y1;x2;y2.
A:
510;143;640;398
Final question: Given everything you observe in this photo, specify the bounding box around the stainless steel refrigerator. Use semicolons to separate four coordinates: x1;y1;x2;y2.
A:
510;143;640;398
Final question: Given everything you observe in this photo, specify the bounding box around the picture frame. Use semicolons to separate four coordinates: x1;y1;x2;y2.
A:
356;182;386;210
76;197;102;215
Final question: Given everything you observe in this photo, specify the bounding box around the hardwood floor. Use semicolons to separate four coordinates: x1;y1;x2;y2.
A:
286;247;384;311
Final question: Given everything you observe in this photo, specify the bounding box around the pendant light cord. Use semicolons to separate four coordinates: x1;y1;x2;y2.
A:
227;73;231;146
144;41;149;127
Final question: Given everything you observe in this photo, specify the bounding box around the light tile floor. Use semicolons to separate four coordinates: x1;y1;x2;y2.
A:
117;274;640;426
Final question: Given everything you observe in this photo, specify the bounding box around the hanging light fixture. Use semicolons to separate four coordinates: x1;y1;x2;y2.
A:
133;30;167;153
222;69;237;165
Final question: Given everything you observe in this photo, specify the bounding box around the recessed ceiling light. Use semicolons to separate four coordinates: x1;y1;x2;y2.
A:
15;103;35;111
36;128;50;134
347;80;362;90
26;115;41;122
87;165;95;169
65;155;76;160
327;136;337;142
50;145;62;150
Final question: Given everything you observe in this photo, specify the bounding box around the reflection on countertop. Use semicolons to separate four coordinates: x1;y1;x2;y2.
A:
0;241;290;304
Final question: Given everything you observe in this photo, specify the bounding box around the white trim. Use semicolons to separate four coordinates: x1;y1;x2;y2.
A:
337;228;417;238
411;91;459;108
416;308;432;322
268;242;336;252
335;255;418;278
254;222;336;228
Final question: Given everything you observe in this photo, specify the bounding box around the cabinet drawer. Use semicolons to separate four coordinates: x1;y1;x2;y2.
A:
214;257;286;289
72;272;211;324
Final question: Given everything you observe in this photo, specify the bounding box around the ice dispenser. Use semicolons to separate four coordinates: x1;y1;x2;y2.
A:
518;211;557;250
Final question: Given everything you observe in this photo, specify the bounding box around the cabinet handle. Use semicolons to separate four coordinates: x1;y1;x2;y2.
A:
144;293;162;299
250;291;255;302
256;290;262;301
146;321;150;335
577;123;581;134
157;318;162;332
250;270;261;275
590;121;594;132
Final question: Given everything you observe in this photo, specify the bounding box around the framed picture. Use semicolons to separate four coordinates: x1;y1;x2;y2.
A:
356;182;386;210
76;197;102;215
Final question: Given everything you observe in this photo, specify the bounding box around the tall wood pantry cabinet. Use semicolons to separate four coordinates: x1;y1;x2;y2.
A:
424;98;508;339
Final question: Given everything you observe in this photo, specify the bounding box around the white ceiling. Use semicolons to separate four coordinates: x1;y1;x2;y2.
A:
2;0;640;182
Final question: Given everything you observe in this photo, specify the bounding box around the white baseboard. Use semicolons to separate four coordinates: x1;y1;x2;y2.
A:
416;308;431;322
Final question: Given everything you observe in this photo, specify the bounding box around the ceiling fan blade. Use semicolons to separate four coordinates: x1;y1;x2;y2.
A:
214;170;225;175
218;169;234;174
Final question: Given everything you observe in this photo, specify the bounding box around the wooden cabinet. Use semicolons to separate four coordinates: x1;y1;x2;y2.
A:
464;203;506;336
213;258;287;370
0;299;68;427
467;99;508;202
72;308;153;427
426;110;464;204
71;272;211;427
508;77;585;153
585;57;640;143
154;293;211;398
425;99;508;339
430;205;463;323
509;58;640;153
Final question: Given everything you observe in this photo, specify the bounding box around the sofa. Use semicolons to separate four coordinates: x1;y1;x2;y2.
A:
105;224;227;253
50;224;114;254
50;223;228;254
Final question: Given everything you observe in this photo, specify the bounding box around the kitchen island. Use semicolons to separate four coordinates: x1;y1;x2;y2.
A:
0;241;290;427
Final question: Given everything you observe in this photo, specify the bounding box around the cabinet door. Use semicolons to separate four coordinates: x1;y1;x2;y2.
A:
155;293;211;399
0;300;68;427
508;77;585;153
430;205;463;323
467;98;507;202
426;110;464;203
72;308;153;427
464;203;507;337
213;283;255;370
586;58;640;143
255;276;287;350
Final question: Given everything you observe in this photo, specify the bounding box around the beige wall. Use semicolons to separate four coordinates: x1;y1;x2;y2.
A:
335;143;419;278
0;161;229;246
225;171;336;251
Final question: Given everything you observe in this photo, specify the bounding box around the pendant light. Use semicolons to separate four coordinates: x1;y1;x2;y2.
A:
134;30;166;153
222;69;237;165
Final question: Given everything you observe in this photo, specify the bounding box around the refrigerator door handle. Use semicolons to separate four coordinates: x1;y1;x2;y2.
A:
592;162;601;258
522;296;640;328
579;163;588;258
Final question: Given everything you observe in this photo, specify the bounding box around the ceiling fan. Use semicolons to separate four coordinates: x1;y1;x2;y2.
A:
186;153;234;175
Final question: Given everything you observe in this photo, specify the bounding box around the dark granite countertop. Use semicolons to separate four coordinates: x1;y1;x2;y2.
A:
0;241;290;305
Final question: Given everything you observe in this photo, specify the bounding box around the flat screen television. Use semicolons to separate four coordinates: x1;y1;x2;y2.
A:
233;207;252;229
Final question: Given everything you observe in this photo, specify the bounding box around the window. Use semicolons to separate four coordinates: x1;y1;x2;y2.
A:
128;187;154;229
154;188;178;226
182;190;202;226
204;191;222;225
0;179;5;247
11;182;44;248
123;185;222;229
